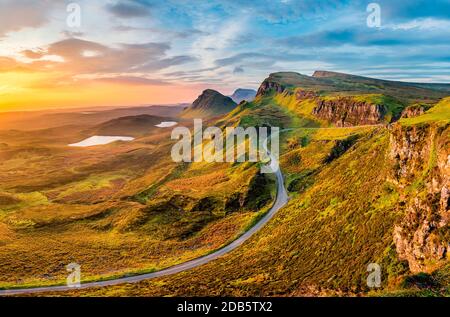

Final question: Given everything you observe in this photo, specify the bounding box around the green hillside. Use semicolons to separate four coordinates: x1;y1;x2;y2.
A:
1;71;448;297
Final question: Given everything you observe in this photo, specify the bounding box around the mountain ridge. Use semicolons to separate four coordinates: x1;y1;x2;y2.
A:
229;88;257;103
181;89;237;118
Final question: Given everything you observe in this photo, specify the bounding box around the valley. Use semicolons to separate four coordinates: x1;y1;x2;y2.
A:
0;71;449;297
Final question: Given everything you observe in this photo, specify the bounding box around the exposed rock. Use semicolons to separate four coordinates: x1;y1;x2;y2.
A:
256;79;286;97
389;123;449;273
312;97;387;126
312;70;345;78
401;104;433;119
295;89;318;101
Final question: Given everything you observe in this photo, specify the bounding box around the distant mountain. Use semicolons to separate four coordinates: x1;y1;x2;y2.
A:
256;71;450;103
89;114;170;137
0;105;186;132
229;88;257;103
181;89;237;118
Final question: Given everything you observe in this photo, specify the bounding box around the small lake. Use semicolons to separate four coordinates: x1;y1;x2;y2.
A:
155;121;178;128
68;136;134;147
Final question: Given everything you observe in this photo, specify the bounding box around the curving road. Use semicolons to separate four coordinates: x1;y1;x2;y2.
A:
0;132;289;296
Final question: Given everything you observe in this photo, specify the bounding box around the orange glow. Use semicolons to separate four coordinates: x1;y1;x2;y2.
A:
0;71;199;112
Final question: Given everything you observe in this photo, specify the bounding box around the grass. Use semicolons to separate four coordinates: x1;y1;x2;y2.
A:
52;128;414;296
0;125;275;289
353;94;405;121
400;97;450;125
2;73;449;296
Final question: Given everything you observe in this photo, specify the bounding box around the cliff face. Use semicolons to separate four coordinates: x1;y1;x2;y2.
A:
256;79;286;97
312;97;387;126
295;89;318;101
401;104;433;119
389;123;449;273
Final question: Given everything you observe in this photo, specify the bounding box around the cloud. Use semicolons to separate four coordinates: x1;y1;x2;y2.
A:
106;1;151;18
191;17;248;68
94;76;170;86
278;26;450;48
215;52;312;68
233;66;244;74
114;25;208;39
0;56;25;72
21;49;46;59
0;0;52;37
135;55;197;72
4;37;196;84
385;18;450;30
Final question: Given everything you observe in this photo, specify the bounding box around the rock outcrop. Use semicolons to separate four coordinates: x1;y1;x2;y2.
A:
389;123;449;273
401;104;433;119
312;97;387;126
295;89;318;101
256;79;286;97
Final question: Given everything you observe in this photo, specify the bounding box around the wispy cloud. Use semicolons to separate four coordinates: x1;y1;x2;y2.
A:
106;1;152;18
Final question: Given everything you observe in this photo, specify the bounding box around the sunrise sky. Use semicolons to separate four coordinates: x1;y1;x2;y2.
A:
1;0;450;112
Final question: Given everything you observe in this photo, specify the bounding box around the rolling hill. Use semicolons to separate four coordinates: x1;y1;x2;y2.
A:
87;114;172;137
0;105;186;132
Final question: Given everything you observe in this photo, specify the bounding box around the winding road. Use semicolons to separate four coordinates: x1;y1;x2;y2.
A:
0;132;289;296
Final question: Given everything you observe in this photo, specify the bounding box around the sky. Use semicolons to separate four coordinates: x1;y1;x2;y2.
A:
1;0;450;111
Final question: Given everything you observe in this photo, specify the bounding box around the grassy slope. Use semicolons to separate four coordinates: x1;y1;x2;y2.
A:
52;81;450;297
57;127;411;296
0;123;275;288
3;74;449;295
399;97;450;125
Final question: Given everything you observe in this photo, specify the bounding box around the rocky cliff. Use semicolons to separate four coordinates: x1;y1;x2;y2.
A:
389;122;449;273
256;79;287;97
401;104;433;119
295;89;318;101
312;97;387;126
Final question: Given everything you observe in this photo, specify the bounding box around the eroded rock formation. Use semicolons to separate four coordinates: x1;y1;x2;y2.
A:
312;97;386;126
389;123;449;273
